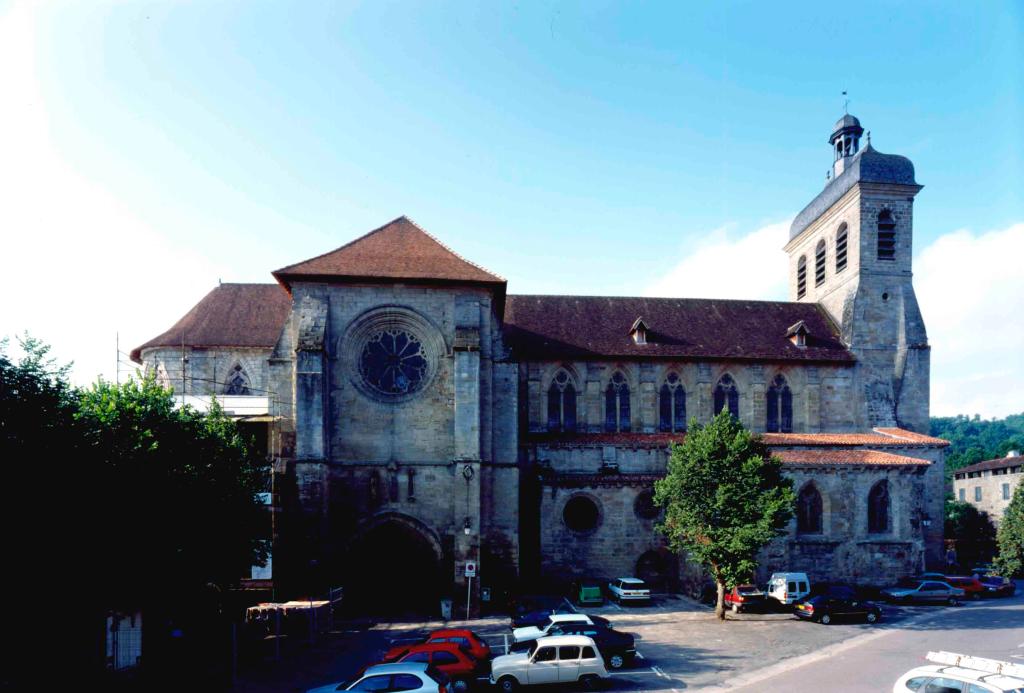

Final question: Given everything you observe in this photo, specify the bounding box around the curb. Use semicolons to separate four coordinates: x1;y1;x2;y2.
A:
697;602;981;691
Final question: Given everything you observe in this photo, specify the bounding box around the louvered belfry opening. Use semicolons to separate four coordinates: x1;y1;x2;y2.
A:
877;210;896;260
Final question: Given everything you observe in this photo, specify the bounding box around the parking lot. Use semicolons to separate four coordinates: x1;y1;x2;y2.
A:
237;588;1023;693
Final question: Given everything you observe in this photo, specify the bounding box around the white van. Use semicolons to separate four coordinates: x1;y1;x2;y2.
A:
766;572;811;605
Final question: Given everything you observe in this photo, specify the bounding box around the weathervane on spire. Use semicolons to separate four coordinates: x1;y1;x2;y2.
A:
843;90;850;114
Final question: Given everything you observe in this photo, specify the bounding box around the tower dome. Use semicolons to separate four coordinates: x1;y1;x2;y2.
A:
829;112;864;176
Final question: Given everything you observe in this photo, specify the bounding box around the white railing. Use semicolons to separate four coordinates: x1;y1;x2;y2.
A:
172;395;270;417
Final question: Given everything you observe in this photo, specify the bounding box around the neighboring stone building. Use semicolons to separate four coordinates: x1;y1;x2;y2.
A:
953;453;1022;526
132;114;948;613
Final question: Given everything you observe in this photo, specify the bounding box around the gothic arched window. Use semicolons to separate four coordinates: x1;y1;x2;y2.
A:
659;373;687;433
835;224;848;273
766;374;793;433
868;480;890;533
224;363;251;395
877;210;896;261
713;374;739;419
547;369;577;433
796;255;807;299
604;371;631;432
797;483;823;534
815;239;827;286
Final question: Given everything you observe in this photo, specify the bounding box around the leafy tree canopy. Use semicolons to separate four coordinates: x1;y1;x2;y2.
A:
994;482;1024;578
944;500;996;568
930;413;1024;480
654;410;795;619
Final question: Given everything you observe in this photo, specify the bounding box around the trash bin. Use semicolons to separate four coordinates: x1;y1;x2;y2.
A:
440;598;453;621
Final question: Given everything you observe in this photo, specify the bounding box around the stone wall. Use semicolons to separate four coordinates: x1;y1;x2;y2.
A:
953;464;1022;527
141;345;274;397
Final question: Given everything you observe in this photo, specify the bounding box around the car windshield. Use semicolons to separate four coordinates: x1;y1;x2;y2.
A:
629;580;648;589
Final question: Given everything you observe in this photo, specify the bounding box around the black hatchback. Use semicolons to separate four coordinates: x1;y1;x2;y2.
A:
509;623;636;669
795;595;881;625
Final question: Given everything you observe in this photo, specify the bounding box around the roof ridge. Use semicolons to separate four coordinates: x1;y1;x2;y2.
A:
507;294;811;306
272;215;407;276
401;215;506;282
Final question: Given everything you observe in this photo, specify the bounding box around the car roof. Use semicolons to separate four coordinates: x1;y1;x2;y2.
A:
534;635;597;646
401;643;464;653
617;577;645;584
902;665;1024;689
363;662;430;675
430;629;474;637
549;613;589;623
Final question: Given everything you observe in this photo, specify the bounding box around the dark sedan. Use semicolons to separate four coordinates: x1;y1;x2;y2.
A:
510;608;611;630
511;623;636;669
795;596;881;624
980;575;1017;597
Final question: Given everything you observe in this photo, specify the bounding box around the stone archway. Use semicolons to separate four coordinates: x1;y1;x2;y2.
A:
345;513;445;617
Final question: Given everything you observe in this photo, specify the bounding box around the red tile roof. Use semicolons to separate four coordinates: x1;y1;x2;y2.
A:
775;450;932;467
528;428;948;449
503;295;854;362
130;283;291;363
954;454;1023;476
272;216;506;290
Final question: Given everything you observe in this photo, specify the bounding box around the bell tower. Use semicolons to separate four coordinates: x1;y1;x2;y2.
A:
784;115;930;432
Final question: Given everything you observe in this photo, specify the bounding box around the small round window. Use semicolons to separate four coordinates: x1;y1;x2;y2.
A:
359;329;429;397
563;495;601;532
634;490;660;520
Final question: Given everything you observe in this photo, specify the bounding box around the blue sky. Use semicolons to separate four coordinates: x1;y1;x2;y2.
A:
1;1;1021;417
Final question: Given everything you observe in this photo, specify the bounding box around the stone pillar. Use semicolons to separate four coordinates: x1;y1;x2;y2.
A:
804;366;821;433
749;365;766;433
639;363;657;433
586;363;604;433
294;295;328;461
454;297;482;616
696;363;712;423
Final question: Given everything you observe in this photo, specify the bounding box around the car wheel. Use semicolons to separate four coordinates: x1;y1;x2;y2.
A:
579;674;600;690
498;676;518;692
947;597;958;606
820;613;831;625
608;654;625;670
866;611;878;624
731;603;740;614
451;678;471;693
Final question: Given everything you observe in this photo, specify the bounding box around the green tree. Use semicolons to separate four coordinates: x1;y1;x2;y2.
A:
944;500;997;568
654;410;796;620
994;483;1024;578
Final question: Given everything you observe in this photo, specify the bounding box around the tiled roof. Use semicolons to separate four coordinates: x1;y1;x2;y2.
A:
954;454;1023;476
503;295;854;362
272;216;506;290
775;449;931;467
528;428;948;449
130;283;291;363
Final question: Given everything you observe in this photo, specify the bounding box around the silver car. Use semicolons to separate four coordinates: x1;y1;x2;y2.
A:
881;580;965;605
306;662;449;693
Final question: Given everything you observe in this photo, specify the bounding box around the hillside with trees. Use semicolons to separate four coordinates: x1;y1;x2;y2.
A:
930;413;1024;478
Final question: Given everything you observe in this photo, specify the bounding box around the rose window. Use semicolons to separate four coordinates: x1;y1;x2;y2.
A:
359;329;429;397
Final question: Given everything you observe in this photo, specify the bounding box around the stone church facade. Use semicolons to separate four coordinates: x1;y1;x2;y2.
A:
132;115;947;611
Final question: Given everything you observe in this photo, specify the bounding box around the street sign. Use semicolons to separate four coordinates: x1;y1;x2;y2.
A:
464;561;477;578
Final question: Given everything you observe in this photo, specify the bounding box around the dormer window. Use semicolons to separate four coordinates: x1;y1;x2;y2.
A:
629;317;649;345
786;321;810;348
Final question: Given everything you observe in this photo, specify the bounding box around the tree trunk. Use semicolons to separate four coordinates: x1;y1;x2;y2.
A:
714;580;726;620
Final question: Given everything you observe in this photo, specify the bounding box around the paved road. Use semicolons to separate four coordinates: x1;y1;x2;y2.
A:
728;597;1024;692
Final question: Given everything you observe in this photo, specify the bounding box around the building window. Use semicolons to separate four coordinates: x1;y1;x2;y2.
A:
1003;483;1010;500
815;239;827;286
359;328;429;397
563;495;601;532
975;486;982;502
959;488;965;502
877;210;896;260
766;374;793;433
797;483;823;534
659;373;687;432
224;363;251;395
547;369;577;433
634;490;660;520
796;255;807;299
713;374;739;419
604;372;631;432
868;480;890;534
836;224;848;273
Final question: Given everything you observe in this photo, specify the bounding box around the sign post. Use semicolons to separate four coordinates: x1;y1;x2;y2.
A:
464;562;477;620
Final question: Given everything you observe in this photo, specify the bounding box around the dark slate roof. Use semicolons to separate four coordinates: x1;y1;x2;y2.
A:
954;454;1023;476
789;144;919;241
831;114;862;138
272;216;506;290
130;283;291;363
503;295;853;362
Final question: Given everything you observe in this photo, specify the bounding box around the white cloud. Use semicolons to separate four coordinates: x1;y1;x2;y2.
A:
643;221;791;300
644;220;1024;419
0;4;229;385
915;223;1024;419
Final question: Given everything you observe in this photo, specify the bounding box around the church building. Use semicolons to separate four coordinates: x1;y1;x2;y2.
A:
132;115;948;612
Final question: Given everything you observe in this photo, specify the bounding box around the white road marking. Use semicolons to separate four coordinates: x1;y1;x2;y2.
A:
610;602;624;611
653;665;669;678
609;670;661;676
635;651;645;660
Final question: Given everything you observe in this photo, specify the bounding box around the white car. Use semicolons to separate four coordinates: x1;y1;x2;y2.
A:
490;635;609;692
306;662;448;693
512;613;597;644
893;651;1024;693
607;577;651;603
766;572;811;605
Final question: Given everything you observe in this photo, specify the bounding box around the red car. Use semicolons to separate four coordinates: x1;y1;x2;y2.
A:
945;576;986;600
385;629;491;663
379;642;484;692
723;584;766;614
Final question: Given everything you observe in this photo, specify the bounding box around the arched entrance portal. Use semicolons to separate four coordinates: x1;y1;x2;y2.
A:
346;514;444;617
